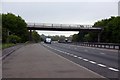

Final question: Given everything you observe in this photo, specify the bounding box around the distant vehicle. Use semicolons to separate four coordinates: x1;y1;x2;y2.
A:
44;38;52;44
65;38;68;43
58;38;72;43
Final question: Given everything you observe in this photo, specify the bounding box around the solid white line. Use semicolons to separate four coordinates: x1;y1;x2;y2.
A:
43;43;119;73
44;46;105;78
97;64;106;67
108;67;119;72
83;59;89;62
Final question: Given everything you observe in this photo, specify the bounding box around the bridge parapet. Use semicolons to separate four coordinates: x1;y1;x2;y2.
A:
27;23;101;30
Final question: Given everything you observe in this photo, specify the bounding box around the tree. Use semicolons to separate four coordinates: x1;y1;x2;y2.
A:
84;33;91;42
7;35;21;43
72;16;120;43
51;35;60;41
2;13;29;43
72;34;79;42
90;16;120;43
32;30;41;43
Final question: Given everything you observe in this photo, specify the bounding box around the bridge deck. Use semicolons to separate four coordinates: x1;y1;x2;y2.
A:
27;23;102;32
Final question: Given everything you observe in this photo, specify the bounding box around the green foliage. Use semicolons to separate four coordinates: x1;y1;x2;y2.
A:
91;16;120;43
2;28;8;43
51;35;60;41
72;34;79;42
72;32;88;42
7;35;21;43
2;43;15;49
84;33;91;42
2;13;29;43
72;16;120;43
32;30;41;43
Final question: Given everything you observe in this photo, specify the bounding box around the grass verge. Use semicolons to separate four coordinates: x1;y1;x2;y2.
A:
2;43;15;49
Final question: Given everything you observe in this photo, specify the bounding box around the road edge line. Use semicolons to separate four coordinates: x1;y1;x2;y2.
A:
42;43;107;79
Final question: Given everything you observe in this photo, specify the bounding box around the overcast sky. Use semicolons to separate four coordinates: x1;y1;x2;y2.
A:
2;0;119;37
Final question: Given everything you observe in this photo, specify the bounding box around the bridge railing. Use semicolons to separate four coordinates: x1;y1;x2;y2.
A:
73;42;120;50
27;23;94;29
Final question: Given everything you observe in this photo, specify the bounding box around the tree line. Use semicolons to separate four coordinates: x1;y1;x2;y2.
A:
2;13;120;44
2;13;41;43
72;16;120;43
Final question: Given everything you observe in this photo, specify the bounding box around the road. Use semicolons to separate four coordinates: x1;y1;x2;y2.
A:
42;42;119;79
3;43;105;78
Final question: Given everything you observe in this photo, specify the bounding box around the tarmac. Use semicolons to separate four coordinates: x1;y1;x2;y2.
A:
2;43;104;78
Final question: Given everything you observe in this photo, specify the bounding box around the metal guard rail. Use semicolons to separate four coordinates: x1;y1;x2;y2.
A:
74;42;120;50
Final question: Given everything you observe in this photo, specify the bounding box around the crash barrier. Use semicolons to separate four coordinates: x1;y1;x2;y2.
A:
73;42;120;50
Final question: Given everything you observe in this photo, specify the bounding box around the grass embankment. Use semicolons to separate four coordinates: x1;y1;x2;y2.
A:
2;43;15;49
2;41;33;49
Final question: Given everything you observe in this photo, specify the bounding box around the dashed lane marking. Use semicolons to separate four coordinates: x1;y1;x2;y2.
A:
100;52;105;55
73;55;78;58
108;67;119;72
42;44;105;78
83;59;89;62
89;61;96;64
97;64;106;67
78;57;83;59
43;44;119;72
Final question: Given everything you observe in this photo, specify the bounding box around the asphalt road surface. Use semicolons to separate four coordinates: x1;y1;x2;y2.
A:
3;43;105;78
42;42;119;79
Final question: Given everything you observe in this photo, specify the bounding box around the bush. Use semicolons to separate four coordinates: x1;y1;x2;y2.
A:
7;35;21;43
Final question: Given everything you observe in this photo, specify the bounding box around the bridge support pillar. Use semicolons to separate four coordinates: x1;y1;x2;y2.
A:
29;29;32;41
98;33;101;43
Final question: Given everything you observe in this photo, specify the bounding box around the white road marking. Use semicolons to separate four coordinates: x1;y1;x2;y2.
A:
83;59;89;61
66;52;70;55
47;47;105;78
43;43;119;72
89;61;96;64
69;54;74;56
100;52;105;55
97;64;106;67
78;57;83;59
108;67;119;72
73;55;78;58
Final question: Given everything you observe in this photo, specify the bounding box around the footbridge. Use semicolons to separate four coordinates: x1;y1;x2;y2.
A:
27;23;102;32
27;23;103;42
